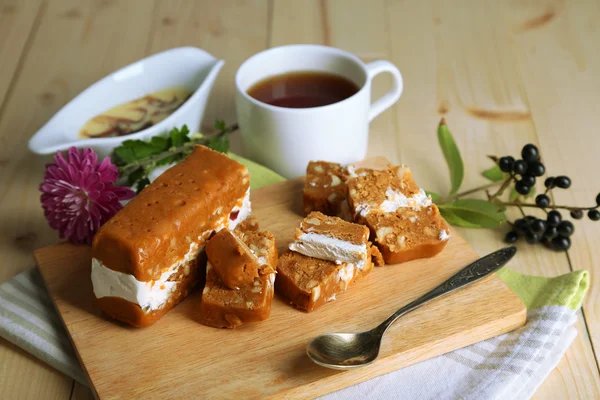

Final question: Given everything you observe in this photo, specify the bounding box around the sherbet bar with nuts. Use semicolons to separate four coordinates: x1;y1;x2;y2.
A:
366;205;450;264
303;161;354;220
91;145;251;328
275;248;375;312
346;165;432;224
289;211;382;268
206;229;262;290
199;228;277;329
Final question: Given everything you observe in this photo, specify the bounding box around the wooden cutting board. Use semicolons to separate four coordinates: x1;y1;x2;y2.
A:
35;178;526;399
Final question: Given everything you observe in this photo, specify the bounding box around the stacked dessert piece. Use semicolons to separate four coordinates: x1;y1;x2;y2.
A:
276;211;383;311
199;223;278;328
91;146;254;327
303;162;450;265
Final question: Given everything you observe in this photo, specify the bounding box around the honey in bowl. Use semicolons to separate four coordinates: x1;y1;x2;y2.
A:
247;71;359;108
79;86;192;138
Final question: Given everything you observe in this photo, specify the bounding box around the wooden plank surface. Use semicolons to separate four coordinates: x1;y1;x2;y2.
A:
0;0;42;110
385;1;600;397
0;0;158;398
0;0;599;398
36;179;525;399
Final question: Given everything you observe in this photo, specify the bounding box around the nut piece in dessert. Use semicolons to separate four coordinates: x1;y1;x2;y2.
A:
199;229;278;329
365;204;450;264
206;230;260;290
275;247;375;312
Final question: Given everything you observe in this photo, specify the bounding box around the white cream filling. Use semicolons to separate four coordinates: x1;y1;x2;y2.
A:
289;233;367;269
92;189;252;312
229;188;251;230
439;229;451;241
91;241;200;312
356;187;432;218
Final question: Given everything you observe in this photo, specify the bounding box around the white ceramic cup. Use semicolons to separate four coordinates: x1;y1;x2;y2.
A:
235;44;403;178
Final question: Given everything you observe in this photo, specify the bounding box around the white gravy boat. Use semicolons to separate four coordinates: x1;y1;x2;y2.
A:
28;47;224;157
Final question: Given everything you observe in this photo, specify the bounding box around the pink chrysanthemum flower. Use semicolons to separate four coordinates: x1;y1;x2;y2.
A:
40;147;135;245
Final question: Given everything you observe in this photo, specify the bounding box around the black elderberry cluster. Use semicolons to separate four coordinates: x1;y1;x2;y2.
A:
500;144;600;251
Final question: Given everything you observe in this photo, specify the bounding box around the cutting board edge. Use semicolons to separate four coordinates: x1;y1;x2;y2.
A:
275;291;527;399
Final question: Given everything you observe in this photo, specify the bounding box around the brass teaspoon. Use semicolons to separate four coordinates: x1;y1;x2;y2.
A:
306;246;517;370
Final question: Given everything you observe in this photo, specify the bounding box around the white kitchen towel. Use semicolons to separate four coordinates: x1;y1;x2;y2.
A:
0;267;588;399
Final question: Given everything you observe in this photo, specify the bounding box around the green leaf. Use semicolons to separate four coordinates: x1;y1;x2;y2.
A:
509;188;520;202
425;190;442;202
482;165;507;182
510;186;536;202
439;207;484;228
127;167;145;186
438;199;507;228
214;119;226;131
114;136;170;164
169;125;190;147
208;134;229;153
526;186;536;198
135;178;151;194
437;119;464;195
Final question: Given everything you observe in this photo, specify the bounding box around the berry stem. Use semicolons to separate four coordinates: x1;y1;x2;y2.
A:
516;204;528;218
438;181;502;203
488;176;515;202
494;201;599;211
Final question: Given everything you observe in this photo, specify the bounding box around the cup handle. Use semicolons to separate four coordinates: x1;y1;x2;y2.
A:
366;60;403;122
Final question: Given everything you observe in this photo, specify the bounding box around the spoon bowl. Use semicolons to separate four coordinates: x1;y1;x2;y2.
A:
306;246;517;370
307;331;382;370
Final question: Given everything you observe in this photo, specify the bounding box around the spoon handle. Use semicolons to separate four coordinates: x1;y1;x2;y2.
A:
373;246;517;336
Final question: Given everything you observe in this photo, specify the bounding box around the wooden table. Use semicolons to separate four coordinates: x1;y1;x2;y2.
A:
0;0;598;398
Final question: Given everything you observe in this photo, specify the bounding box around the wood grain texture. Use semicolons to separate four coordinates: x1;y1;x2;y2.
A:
35;179;525;399
0;0;157;398
0;339;72;399
0;0;42;110
507;0;600;380
149;0;270;152
384;0;600;396
1;0;599;398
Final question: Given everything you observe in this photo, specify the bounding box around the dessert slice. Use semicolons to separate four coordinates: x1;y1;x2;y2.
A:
303;161;353;220
91;145;251;328
365;204;451;264
200;229;278;329
289;211;378;269
347;165;432;223
205;230;261;290
303;159;392;220
276;248;375;312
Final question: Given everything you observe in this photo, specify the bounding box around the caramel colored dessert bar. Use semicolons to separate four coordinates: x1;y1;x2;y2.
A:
91;145;251;327
234;214;259;233
275;248;375;312
289;211;375;267
205;230;261;290
347;165;432;223
200;229;278;328
366;205;450;264
303;161;353;220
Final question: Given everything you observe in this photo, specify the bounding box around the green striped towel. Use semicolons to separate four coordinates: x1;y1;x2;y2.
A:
0;155;589;399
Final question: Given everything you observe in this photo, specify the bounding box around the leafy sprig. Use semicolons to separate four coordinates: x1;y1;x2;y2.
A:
427;119;507;229
112;121;238;192
427;118;598;240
